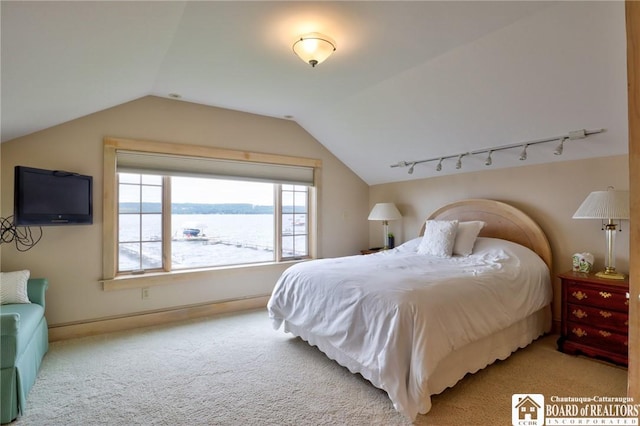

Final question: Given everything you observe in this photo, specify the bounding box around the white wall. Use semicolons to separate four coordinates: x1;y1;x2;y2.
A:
0;96;369;325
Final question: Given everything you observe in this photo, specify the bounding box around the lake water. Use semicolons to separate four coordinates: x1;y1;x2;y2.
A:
119;214;305;271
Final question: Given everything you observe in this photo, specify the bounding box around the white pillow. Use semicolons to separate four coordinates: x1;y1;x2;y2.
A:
453;221;486;256
417;220;458;257
0;270;31;304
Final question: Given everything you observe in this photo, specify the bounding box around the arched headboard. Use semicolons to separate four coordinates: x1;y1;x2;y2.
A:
422;199;552;270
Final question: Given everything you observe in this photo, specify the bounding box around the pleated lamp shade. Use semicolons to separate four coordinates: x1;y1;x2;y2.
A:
573;188;630;219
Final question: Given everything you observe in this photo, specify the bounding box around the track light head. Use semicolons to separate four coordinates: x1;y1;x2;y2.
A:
436;158;443;172
485;150;493;166
554;137;566;155
408;162;415;174
455;154;463;170
519;144;528;161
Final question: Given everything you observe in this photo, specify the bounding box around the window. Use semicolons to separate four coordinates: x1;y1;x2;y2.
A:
118;174;163;272
103;137;320;282
117;175;307;272
281;185;309;258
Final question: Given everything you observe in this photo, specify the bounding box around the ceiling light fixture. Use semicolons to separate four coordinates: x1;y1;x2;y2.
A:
519;144;528;161
390;128;605;174
292;33;336;67
554;137;566;155
455;154;463;170
485;150;493;166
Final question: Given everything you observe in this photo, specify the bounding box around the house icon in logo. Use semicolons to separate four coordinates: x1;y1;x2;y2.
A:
515;395;542;421
512;393;545;425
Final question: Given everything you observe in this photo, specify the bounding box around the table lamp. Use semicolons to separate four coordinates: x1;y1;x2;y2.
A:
368;203;402;249
572;187;629;279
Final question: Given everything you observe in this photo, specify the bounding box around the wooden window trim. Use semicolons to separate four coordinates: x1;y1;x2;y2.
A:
102;137;321;284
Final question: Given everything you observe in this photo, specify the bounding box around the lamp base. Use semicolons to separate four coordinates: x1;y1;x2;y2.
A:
595;269;626;280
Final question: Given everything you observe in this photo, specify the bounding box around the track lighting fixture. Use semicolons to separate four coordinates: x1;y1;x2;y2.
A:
554;137;566;155
389;128;605;174
519;144;528;161
485;150;493;166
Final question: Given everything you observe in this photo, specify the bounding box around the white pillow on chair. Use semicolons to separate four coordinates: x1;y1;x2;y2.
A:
0;270;31;304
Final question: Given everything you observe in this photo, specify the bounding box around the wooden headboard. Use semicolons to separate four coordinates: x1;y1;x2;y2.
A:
422;199;552;270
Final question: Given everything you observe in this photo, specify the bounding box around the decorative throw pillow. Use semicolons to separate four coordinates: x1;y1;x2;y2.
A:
417;220;459;257
453;221;486;256
0;270;31;304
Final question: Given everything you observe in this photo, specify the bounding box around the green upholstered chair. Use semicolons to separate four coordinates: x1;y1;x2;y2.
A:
0;278;49;424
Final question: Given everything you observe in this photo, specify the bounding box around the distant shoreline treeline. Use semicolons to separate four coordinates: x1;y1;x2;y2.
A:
119;202;299;214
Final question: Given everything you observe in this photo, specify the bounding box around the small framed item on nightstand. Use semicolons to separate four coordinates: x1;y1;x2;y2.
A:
557;271;629;366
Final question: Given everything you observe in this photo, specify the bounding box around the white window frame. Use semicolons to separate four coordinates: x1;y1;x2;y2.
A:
102;137;321;290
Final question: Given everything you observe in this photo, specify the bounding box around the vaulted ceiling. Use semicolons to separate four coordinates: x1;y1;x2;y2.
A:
1;1;628;185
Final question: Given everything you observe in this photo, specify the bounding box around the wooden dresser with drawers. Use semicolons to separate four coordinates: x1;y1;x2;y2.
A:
557;271;629;366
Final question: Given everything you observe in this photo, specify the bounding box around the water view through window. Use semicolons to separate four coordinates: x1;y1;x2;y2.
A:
118;174;308;272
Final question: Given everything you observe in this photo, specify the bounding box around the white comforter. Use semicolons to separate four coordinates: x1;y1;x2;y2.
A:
267;237;552;420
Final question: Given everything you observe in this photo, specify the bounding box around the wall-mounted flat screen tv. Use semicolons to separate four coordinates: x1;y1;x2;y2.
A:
14;166;93;226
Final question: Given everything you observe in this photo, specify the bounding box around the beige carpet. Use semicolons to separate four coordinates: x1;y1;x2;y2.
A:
14;309;627;425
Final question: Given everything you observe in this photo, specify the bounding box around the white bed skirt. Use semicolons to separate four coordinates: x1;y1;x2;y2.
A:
282;305;552;417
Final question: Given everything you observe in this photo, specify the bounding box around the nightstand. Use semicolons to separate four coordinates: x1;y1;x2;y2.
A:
557;271;629;366
360;247;382;255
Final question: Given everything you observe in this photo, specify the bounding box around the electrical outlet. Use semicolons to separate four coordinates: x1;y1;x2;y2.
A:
141;287;150;300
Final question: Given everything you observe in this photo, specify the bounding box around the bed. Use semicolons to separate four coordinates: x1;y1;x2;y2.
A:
267;199;553;420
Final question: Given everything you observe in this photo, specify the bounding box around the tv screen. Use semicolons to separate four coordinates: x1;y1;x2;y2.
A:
14;166;93;226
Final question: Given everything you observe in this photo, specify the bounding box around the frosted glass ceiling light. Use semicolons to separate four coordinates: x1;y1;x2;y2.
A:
293;33;336;67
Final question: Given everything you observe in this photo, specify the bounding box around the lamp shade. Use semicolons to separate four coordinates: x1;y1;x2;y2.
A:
292;33;336;67
572;188;629;219
368;203;402;221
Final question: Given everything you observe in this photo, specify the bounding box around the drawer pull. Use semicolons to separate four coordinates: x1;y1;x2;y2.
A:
572;291;588;301
599;291;612;299
599;310;612;318
625;320;629;326
572;328;587;338
572;309;587;319
625;300;629;306
598;330;612;338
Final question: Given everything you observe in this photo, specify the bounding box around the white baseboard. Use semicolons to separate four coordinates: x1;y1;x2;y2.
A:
48;295;270;341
